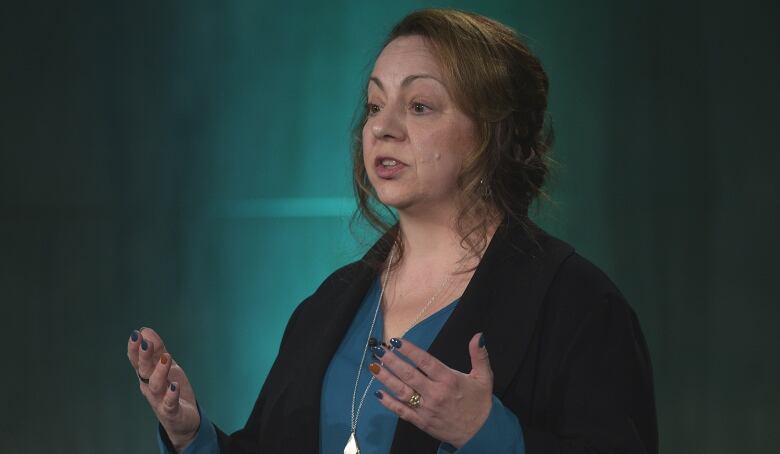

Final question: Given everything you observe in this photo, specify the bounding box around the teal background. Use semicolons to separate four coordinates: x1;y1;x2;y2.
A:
1;1;778;452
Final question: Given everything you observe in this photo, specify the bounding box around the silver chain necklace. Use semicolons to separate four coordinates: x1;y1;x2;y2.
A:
344;246;459;454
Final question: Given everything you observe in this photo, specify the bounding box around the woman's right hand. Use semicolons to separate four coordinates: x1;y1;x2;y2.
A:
127;327;201;452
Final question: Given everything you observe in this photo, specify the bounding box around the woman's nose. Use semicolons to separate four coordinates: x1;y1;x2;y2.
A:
371;105;405;141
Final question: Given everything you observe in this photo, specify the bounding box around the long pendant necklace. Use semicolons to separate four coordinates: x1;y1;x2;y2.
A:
345;247;395;454
344;247;462;454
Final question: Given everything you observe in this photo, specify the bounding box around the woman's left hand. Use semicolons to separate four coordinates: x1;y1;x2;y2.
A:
369;332;493;448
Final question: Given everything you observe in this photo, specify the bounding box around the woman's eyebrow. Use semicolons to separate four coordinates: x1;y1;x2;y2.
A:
368;74;444;92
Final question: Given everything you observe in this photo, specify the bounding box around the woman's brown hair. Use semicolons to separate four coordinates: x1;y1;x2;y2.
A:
351;8;554;269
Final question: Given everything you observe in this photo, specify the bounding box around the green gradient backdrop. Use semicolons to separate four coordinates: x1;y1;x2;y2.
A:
1;1;777;452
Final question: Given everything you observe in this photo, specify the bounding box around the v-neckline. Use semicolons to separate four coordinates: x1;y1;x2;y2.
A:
375;276;461;342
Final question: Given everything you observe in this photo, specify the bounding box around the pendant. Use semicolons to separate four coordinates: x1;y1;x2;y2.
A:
344;431;360;454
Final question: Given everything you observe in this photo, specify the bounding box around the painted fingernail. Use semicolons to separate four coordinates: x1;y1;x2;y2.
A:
130;330;139;342
368;363;381;375
389;338;402;349
479;333;487;348
170;383;176;392
371;346;385;357
141;340;148;351
374;390;383;400
160;354;168;365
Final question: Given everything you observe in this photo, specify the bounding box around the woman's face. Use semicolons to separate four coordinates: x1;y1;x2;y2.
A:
362;35;477;216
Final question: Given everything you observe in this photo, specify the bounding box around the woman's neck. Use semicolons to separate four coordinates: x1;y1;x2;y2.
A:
395;206;497;268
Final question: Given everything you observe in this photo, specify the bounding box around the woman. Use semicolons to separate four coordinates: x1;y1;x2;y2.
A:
127;8;658;454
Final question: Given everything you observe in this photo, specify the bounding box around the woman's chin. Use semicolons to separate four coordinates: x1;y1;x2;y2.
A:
374;190;459;218
375;194;412;211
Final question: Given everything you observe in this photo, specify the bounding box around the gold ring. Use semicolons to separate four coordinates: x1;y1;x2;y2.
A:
406;390;422;409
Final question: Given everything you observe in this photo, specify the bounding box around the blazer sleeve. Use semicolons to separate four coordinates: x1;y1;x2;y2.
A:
523;292;658;453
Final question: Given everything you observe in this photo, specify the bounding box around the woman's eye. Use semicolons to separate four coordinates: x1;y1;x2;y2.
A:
410;102;431;114
366;103;381;116
365;101;431;116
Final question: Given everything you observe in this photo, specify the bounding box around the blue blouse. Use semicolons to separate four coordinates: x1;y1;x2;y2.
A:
157;277;525;453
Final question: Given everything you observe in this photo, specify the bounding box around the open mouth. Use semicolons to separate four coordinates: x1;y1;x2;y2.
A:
379;158;399;168
374;157;406;178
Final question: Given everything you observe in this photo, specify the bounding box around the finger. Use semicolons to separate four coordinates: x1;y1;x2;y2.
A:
137;327;168;356
387;337;449;382
148;353;173;396
159;381;181;420
367;360;423;403
468;332;492;381
127;329;142;370
374;389;427;429
371;346;434;395
137;337;157;380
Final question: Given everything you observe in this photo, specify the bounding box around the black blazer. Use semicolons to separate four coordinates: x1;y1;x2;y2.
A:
211;221;658;453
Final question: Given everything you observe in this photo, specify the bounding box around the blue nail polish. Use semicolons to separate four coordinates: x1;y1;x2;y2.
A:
374;391;383;400
371;346;385;357
130;330;139;342
141;340;148;351
170;383;176;392
389;338;402;349
479;333;487;348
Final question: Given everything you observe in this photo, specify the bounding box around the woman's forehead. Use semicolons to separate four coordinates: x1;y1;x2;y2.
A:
371;36;443;82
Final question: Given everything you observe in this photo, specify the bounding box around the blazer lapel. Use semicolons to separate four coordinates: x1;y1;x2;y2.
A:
389;221;574;453
283;234;393;452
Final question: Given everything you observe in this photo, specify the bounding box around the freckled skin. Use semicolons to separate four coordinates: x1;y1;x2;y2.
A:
363;35;478;215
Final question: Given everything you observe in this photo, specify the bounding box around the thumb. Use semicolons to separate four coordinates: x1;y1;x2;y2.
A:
468;332;492;381
160;381;181;420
